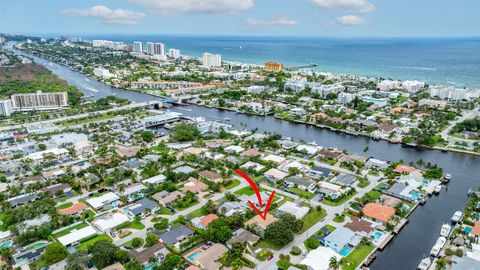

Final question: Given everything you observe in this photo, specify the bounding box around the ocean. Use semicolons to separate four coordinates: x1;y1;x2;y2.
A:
84;35;480;87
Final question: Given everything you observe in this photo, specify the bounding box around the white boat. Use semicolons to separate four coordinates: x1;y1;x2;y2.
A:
224;117;231;121
430;236;447;257
440;224;451;237
451;211;464;223
444;174;452;180
417;257;431;270
434;185;442;194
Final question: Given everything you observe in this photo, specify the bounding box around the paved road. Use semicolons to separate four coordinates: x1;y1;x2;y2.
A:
440;105;480;140
114;180;249;246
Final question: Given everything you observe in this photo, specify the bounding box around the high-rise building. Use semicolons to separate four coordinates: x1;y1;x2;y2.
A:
10;91;68;111
0;100;12;116
264;61;283;72
169;48;181;59
202;52;222;68
154;43;165;56
133;41;143;54
146;42;155;55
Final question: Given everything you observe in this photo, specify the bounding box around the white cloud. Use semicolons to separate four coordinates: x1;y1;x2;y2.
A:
331;15;369;26
312;0;375;13
129;0;254;15
245;17;298;27
62;5;146;25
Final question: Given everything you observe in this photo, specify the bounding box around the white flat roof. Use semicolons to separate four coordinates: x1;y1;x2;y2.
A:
277;201;309;219
142;174;166;184
57;225;97;246
301;247;342;270
93;212;130;232
86;192;119;209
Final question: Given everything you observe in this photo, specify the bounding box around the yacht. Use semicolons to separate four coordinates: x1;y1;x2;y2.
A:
434;185;442;195
430;236;447;257
224;117;231;121
442;174;452;184
440;224;451;237
451;211;464;223
417;257;431;270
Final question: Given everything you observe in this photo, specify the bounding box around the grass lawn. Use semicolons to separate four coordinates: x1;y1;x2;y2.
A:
288;187;316;199
357;180;371;188
365;190;382;201
299;206;327;233
341;244;375;270
256;239;283;250
174;201;199;211
234;186;255;196
126;220;145;230
224;179;241;190
123;238;144;248
54;222;88;238
333;215;345;223
77;234;112;251
55;202;73;210
157;207;173;215
323;191;357;207
314;224;336;237
188;207;206;218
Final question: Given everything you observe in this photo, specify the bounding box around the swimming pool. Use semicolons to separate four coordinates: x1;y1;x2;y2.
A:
464;227;472;234
339;247;351;256
187;250;203;261
0;240;12;249
144;263;157;270
409;191;421;200
372;230;384;240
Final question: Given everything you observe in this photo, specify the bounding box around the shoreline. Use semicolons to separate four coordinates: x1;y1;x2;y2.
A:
189;102;480;157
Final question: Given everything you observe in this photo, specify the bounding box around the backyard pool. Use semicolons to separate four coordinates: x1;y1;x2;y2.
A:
372;230;384;241
144;263;157;270
464;227;472;234
0;240;12;249
187;250;203;261
409;191;421;200
339;247;351;256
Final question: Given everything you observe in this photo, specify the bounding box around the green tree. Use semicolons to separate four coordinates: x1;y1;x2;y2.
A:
41;242;68;265
265;221;294;247
170;122;201;142
305;238;320;250
329;256;341;270
88;240;125;269
65;250;89;270
206;218;233;243
145;233;159;247
131;237;143;248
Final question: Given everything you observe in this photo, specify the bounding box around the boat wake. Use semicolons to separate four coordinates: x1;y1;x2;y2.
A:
393;66;437;71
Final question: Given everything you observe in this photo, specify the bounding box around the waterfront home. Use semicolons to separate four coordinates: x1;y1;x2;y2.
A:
362;203;395;223
182;177;209;194
227;228;260;252
126;198;159;217
470;221;480;237
300;247;342;270
380;194;402;208
296;144;320;155
57;202;88;216
142;174;166;185
86;192;120;210
340;154;369;164
116;145;140;158
276;201;309;219
152;190;184;206
199;170;222;183
323;227;355;253
129;243;169;266
245;213;278;237
40;183;72;196
318;149;343;160
217;201;244;216
451;255;480;270
289;107;307;117
156;225;194;247
92;212;130;232
344;218;374;236
264;168;288;181
283;175;316;192
192;243;228;270
278;139;299;150
191;214;219;229
394;164;417;174
57;225;97;247
262;154;287;165
364;158;389;171
332;173;356;186
240;161;265;172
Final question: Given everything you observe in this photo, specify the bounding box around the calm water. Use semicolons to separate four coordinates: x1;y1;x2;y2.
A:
7;43;480;270
86;35;480;87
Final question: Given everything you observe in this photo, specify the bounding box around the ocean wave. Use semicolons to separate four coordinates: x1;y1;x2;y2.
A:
393;66;437;71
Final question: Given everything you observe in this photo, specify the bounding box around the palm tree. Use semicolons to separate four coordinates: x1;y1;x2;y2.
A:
435;258;447;270
329;256;340;270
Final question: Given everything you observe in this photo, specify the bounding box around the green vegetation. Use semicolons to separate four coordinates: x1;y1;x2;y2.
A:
299;206;327;233
341;243;375;270
288;187;316;199
53;222;88;238
224;179;241;190
304;238;320;251
55;202;73;210
264;214;303;247
77;234;112;251
170;122;201;142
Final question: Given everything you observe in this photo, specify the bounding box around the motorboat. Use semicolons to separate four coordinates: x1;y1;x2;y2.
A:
440;224;451;237
451;211;464;223
430;236;447;257
417;257;431;270
434;185;442;195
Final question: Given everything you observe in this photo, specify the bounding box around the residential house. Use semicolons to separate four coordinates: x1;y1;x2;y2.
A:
344;218;374;236
199;170;222;183
226;228;260;251
142;174;166;185
332;173;356;186
57;202;88;216
364;158;389;171
152;190;184;206
264;168;287;181
307;166;331;179
241;148;262;158
182;178;209;194
276;201;309;219
362;203;395;223
58;225;97;247
156;225;194;248
191;214;219;229
7;193;39;208
120;183;147;201
300;247;342;270
86;192;120;210
40;183;72;196
217;201;244;216
116;146;140;158
127;198;159;217
173;165;196;174
283;175;316;192
129;243;170;266
323;227;355;253
263;154;286;165
245;213;278;237
240;161;265;172
224;145;245;154
192;244;228;270
92;212;130;232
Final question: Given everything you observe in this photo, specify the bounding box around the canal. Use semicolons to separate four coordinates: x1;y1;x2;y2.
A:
7;44;480;270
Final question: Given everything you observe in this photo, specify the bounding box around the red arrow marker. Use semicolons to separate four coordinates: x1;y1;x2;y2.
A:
235;169;276;220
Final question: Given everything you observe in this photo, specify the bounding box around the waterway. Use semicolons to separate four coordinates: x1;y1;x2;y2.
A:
6;44;480;270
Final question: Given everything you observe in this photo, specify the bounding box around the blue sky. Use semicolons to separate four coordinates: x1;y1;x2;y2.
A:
0;0;479;37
